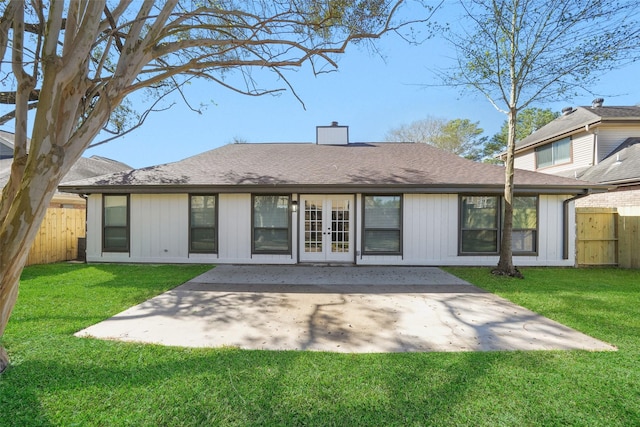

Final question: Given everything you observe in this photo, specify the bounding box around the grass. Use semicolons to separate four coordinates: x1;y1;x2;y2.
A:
0;263;638;426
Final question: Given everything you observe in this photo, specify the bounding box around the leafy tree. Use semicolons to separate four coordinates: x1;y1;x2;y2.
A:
443;0;640;277
484;107;559;163
0;0;435;372
385;116;486;160
434;118;486;161
385;116;447;144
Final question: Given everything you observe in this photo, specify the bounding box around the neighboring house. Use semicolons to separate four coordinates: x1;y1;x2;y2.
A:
512;99;640;208
60;124;604;267
0;130;131;206
0;131;14;159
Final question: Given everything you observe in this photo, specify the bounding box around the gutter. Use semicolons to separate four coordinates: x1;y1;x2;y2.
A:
510;121;602;156
562;192;592;261
58;183;603;196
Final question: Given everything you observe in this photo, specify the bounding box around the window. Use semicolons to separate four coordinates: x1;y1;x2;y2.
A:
512;196;537;253
460;196;499;253
253;195;291;253
190;195;217;253
103;195;129;252
459;195;538;255
536;137;571;168
363;195;402;254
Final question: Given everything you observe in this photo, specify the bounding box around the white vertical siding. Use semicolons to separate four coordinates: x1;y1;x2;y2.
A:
86;193;192;263
85;194;102;261
130;194;188;261
359;194;459;265
597;125;640;162
218;193;251;262
358;194;575;266
537;195;563;261
404;194;459;262
216;193;296;264
86;192;575;266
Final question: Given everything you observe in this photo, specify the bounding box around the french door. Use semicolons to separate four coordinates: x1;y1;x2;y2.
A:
299;195;354;262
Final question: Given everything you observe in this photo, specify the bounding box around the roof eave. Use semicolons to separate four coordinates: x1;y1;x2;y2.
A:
513;122;601;154
58;182;601;196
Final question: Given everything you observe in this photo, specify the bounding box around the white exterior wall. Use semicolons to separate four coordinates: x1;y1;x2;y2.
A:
85;194;103;261
87;194;192;263
216;193;297;264
514;149;536;170
535;132;594;175
515;132;594;175
86;193;297;264
86;192;575;266
357;194;575;267
570;132;595;169
130;194;189;262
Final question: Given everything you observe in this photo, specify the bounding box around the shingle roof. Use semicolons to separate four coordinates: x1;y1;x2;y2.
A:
59;142;602;194
516;106;640;151
0;131;15;159
62;156;131;182
578;138;640;185
1;155;131;188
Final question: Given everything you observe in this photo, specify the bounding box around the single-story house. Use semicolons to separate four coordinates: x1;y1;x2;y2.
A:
59;124;606;266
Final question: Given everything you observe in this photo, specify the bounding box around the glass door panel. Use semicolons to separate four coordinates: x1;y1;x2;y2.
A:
304;199;323;254
330;198;350;254
300;195;353;262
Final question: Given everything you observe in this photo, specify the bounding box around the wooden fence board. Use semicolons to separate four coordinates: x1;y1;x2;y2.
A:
576;207;640;268
26;208;86;266
576;208;618;266
618;214;640;268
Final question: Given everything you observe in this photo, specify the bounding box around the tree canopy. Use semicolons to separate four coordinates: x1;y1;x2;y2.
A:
443;0;640;277
385;116;486;161
0;0;436;372
484;107;559;163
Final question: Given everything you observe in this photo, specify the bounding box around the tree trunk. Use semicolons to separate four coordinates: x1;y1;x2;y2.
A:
0;346;8;373
0;253;25;373
494;107;523;278
0;160;62;372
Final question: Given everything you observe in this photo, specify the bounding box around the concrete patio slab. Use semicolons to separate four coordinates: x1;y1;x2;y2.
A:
75;265;616;353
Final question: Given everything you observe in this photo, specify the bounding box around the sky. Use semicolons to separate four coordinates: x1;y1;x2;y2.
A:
15;2;640;169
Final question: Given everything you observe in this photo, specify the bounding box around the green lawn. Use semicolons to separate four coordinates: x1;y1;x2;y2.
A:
1;264;639;426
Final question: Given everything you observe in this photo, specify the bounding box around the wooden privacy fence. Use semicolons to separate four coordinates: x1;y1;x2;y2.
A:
576;207;640;268
26;207;86;266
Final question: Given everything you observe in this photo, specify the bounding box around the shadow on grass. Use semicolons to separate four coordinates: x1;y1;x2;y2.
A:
0;345;504;426
3;344;632;426
2;264;638;425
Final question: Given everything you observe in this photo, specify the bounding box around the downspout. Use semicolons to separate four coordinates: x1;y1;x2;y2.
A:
80;193;89;263
563;192;591;261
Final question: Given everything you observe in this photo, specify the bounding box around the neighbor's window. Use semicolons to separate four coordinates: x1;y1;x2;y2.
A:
253;195;291;253
511;196;538;254
363;195;402;254
103;194;129;252
189;195;217;253
460;195;539;255
460;196;499;254
536;137;570;168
